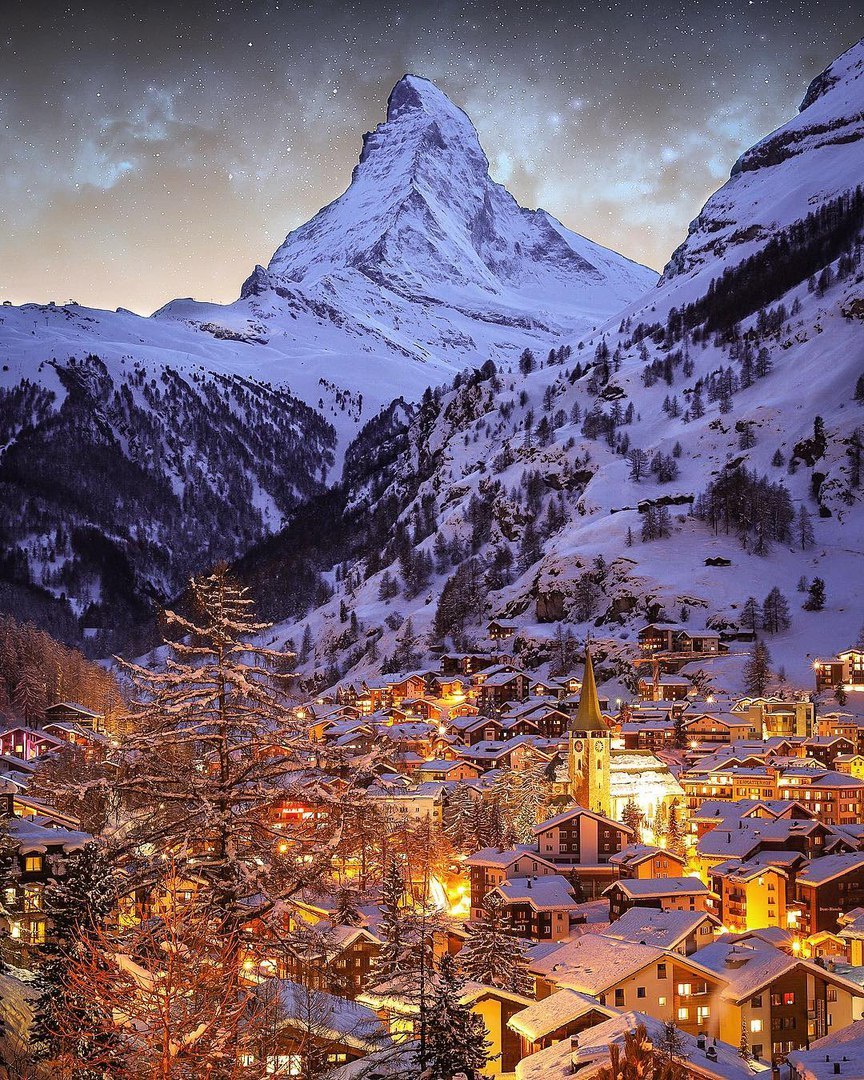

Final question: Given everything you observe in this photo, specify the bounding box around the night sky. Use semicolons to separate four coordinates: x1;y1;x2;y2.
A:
2;2;861;314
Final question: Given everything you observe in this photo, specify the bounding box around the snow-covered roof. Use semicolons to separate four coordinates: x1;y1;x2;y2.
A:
263;979;389;1051
494;874;578;912
797;851;864;887
692;939;864;1004
8;816;92;854
528;934;667;994
602;907;717;950
507;987;614;1042
606;876;712;900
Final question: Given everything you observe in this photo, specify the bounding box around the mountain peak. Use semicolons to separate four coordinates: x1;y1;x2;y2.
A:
799;37;864;113
386;74;463;123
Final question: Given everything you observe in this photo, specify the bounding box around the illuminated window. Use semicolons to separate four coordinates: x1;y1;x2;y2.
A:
659;996;667;1006
677;1007;689;1021
751;1020;763;1033
677;983;692;996
24;856;42;872
784;992;795;1006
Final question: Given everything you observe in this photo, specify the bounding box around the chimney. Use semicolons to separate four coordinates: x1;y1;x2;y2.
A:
705;1046;718;1061
696;1033;706;1050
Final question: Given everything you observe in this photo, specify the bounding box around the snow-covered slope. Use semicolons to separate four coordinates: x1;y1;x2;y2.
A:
262;41;864;693
0;75;654;642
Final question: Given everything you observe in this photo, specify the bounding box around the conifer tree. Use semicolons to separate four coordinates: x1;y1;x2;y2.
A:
368;857;412;989
426;952;490;1080
31;842;123;1071
665;803;685;856
621;798;644;839
762;587;791;634
459;892;533;995
804;577;826;611
744;640;773;696
106;567;347;935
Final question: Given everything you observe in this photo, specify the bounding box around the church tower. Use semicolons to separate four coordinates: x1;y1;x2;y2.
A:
568;643;612;817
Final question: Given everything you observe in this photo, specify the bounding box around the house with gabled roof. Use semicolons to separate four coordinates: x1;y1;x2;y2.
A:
602;907;719;956
692;936;864;1065
603;877;715;921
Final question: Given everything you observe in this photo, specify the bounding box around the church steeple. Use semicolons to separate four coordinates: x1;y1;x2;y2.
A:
570;642;606;733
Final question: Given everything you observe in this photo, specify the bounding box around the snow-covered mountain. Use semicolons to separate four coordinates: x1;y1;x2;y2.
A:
0;75;654;644
255;40;864;692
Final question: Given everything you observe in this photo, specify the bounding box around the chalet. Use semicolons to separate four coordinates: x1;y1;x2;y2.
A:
692;937;864;1064
620;719;677;752
602;907;719;956
637;674;691;702
439;652;494;676
609;844;687;880
477;671;531;714
528;934;725;1040
532;806;633;879
685;712;758;746
835;753;864;780
638;624;720;656
399;697;444;722
507;989;615;1058
459;982;535;1075
465;845;561;920
386;673;428;705
415;759;481;783
708;859;791;934
490;874;581;941
255;978;389;1074
519;1010;762;1080
0;725;64;762
365;781;446;825
43;701;105;732
776;767;864;826
529;678;566;700
1;807;92;955
801;735;855;768
487;621;518;641
604;877;715;921
280;926;381;999
795;852;864;936
814;649;864;693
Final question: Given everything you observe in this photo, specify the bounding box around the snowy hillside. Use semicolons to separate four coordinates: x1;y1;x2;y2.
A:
261;41;864;693
0;76;654;644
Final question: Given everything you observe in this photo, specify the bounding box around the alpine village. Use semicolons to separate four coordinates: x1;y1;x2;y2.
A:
3;24;864;1080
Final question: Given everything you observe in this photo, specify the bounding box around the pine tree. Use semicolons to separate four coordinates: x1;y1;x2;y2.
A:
621;798;644;839
738;1019;750;1060
741;596;762;633
32;842;123;1069
804;577;826;611
426;952;490;1080
459;892;533;995
673;712;688;750
665;803;685;856
368;857;413;989
762;587;791;634
106;567;333;934
744;640;773;696
797;505;815;550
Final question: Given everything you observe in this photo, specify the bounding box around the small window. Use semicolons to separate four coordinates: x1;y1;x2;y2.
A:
750;1019;763;1033
658;996;667;1006
637;987;646;999
615;989;625;1007
657;963;667;979
677;1007;689;1021
24;856;42;873
752;995;762;1008
783;992;795;1006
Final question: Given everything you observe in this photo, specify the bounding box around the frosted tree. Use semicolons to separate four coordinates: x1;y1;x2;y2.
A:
368;857;414;989
444;783;477;853
740;596;762;633
31;842;123;1071
621;798;644;839
108;566;361;938
804;576;826;611
665;802;685;856
744;640;773;696
425;952;490;1080
459;892;533;994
